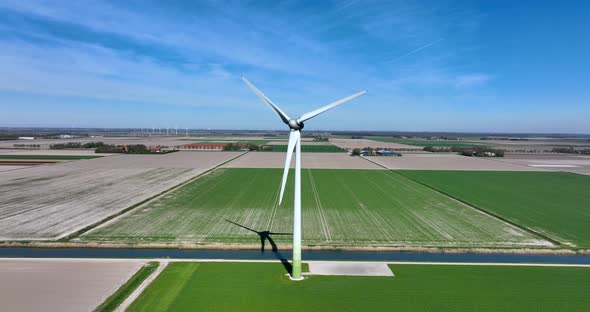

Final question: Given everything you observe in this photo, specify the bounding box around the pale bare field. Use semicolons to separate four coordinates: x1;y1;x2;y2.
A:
503;153;589;160
0;166;28;172
0;151;242;240
468;138;590;147
265;141;331;145
222;152;382;169
366;153;550;171
0;136;292;150
0;149;112;156
0;136;198;149
189;136;289;141
331;138;421;150
60;151;242;169
495;156;590;176
464;139;590;152
0;259;143;312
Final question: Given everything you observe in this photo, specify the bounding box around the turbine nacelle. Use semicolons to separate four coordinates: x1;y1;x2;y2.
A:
288;119;304;130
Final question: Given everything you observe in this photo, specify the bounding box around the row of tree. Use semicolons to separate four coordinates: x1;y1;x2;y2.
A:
551;147;590;154
222;143;272;151
95;144;151;154
12;144;40;148
312;136;330;142
50;142;105;149
423;146;505;157
350;147;400;156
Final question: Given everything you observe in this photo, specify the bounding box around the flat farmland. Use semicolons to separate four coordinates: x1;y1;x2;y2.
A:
367;153;547;171
368;137;484;148
266;144;346;153
0;151;242;240
80;168;550;248
331;138;421;150
494;155;590;176
400;171;590;248
0;149;113;156
127;262;590;312
0;259;143;312
222;152;381;169
265;141;331;145
0;165;27;172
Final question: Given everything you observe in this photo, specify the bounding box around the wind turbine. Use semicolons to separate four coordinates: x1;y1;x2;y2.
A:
242;77;367;280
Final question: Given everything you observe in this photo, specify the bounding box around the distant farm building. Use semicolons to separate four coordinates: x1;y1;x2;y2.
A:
113;145;128;153
180;143;225;151
147;146;165;153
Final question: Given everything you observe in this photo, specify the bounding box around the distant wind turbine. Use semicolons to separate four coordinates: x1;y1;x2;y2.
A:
242;77;367;280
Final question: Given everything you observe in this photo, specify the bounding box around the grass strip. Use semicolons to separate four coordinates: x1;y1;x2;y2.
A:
94;261;159;312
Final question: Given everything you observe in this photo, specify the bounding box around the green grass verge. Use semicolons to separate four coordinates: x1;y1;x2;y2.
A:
367;137;483;147
127;262;590;312
0;154;102;160
81;168;546;248
400;170;590;248
266;144;346;152
94;261;159;312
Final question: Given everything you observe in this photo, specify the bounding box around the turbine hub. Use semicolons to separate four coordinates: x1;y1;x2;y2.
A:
288;119;304;130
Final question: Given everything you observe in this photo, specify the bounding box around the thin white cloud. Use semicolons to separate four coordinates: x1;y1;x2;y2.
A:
0;37;248;108
453;73;494;88
0;1;522;131
386;38;444;63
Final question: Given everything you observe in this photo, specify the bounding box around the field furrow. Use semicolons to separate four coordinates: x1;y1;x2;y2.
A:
80;168;552;249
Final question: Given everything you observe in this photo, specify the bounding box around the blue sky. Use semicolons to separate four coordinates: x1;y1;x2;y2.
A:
0;0;589;133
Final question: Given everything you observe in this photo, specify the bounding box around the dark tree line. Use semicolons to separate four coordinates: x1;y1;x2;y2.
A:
423;146;505;157
223;143;270;151
50;141;105;149
551;147;590;155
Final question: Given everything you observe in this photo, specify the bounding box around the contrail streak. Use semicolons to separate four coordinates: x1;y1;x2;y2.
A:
386;38;444;63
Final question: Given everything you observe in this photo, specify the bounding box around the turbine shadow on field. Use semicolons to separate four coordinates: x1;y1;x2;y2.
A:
225;219;293;274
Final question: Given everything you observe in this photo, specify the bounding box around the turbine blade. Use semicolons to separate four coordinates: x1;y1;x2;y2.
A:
242;77;291;124
279;130;300;205
298;90;368;123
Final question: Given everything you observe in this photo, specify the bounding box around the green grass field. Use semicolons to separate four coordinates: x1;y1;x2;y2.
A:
127;262;590;312
80;168;548;248
95;262;159;312
0;154;102;160
400;171;590;248
266;144;346;152
368;137;483;147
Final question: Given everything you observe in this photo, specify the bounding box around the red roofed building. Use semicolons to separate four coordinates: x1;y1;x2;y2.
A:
180;143;225;151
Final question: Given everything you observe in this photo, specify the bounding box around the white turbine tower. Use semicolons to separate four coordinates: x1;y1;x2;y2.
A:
242;77;367;280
